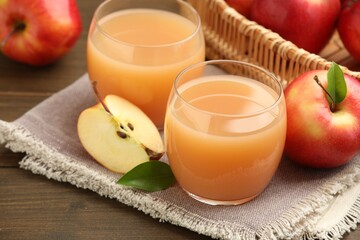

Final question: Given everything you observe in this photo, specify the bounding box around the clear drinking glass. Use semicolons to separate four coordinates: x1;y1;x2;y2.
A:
164;60;287;205
87;0;205;128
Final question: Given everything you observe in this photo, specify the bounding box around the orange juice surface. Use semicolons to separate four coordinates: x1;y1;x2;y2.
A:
87;9;205;127
165;75;287;201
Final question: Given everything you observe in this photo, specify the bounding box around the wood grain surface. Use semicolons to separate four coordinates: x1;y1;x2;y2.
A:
0;0;359;239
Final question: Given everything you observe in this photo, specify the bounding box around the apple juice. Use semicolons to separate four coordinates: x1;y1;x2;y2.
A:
87;8;205;128
165;75;287;203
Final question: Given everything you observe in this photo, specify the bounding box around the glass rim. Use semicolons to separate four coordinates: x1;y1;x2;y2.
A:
93;0;202;49
173;60;284;118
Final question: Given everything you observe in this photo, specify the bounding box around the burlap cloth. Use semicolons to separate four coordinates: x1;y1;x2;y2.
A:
1;74;360;240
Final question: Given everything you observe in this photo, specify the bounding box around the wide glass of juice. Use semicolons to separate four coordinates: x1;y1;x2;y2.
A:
87;0;205;128
164;60;287;205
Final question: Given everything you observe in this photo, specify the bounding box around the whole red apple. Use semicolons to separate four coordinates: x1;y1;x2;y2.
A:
337;0;360;62
250;0;341;54
0;0;82;66
225;0;254;18
284;67;360;168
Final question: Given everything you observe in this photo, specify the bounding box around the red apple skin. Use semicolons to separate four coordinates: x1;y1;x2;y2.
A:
225;0;254;18
337;0;360;62
284;70;360;168
250;0;341;54
0;0;82;66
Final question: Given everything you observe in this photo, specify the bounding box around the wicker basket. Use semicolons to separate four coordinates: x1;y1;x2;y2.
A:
188;0;360;86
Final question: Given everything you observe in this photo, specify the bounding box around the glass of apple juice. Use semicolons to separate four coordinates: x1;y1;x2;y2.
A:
87;0;205;128
164;60;287;205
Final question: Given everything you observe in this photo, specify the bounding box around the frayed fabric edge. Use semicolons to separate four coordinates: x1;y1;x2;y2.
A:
0;120;256;240
259;160;360;239
1;119;360;240
302;184;360;240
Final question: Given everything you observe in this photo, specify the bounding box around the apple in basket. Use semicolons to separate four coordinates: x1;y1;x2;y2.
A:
225;0;254;18
250;0;341;54
77;83;165;174
337;0;360;62
284;63;360;168
0;0;82;66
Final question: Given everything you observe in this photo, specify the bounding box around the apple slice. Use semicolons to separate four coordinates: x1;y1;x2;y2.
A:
77;94;164;173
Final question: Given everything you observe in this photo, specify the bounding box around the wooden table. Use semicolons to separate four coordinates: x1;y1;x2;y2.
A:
0;1;359;239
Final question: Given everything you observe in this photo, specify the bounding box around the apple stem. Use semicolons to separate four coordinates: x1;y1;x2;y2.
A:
1;21;26;49
343;0;356;9
91;81;134;139
91;81;112;114
313;75;336;112
1;28;16;49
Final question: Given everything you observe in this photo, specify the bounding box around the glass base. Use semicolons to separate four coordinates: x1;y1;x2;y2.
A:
185;190;259;206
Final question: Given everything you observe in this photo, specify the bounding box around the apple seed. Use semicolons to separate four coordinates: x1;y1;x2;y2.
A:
145;147;164;160
127;122;134;131
116;130;128;139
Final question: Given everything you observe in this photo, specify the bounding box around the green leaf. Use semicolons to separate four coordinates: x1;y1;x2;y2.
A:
327;62;347;104
117;161;175;192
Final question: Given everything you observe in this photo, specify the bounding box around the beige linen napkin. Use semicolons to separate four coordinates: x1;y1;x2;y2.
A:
1;74;360;240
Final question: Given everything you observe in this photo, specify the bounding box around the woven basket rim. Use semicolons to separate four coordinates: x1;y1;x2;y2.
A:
188;0;360;82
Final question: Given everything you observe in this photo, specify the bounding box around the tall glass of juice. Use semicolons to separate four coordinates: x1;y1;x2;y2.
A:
164;60;287;205
87;0;205;128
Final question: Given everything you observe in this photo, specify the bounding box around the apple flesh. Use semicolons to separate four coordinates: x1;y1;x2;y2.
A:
250;0;341;54
0;0;82;66
337;0;360;62
78;95;165;174
225;0;254;18
284;70;360;168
